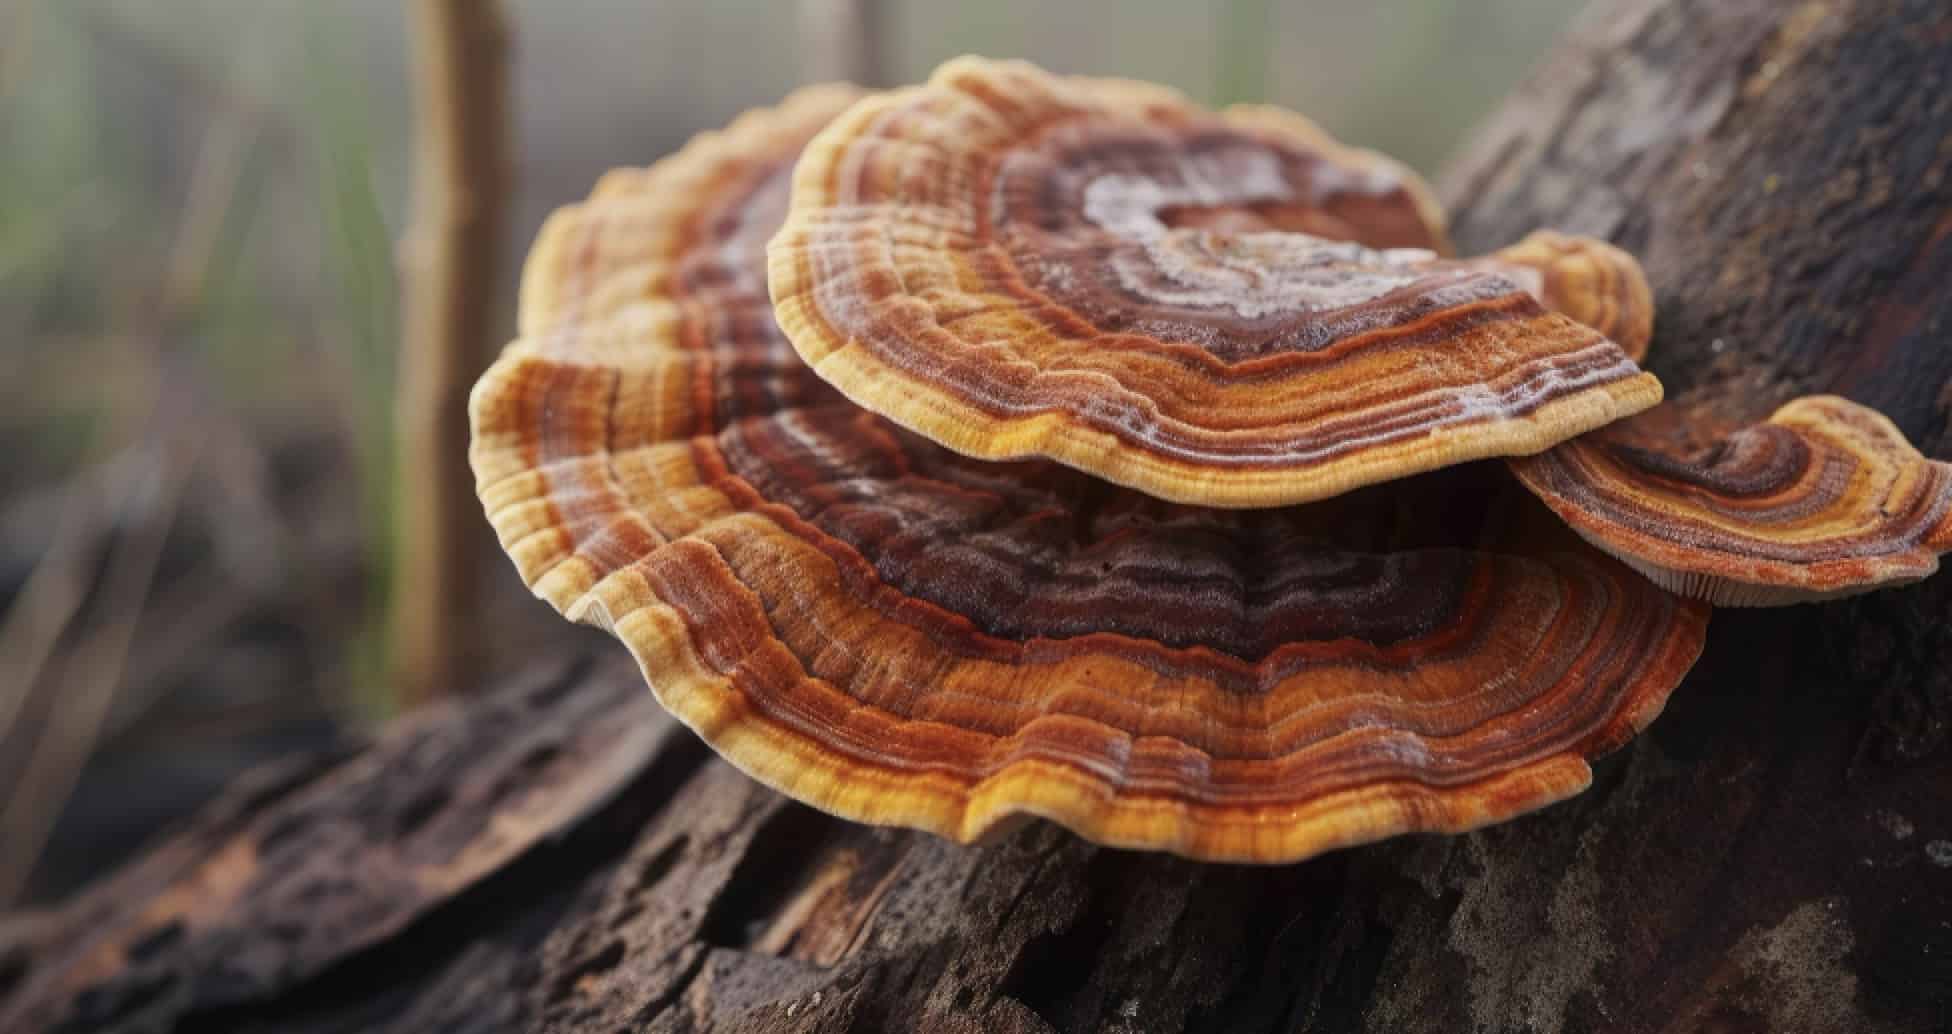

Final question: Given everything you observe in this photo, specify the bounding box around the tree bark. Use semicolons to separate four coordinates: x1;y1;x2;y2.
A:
7;1;1951;1031
391;0;510;705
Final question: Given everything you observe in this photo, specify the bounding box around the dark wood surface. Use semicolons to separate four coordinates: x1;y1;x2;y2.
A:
5;1;1951;1030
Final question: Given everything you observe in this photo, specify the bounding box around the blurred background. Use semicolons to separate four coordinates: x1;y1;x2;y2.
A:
0;0;1581;907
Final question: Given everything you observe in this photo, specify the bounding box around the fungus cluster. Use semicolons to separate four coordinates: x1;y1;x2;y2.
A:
471;58;1952;863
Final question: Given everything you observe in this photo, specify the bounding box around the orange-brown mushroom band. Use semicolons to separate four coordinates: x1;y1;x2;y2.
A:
472;85;1709;863
1479;231;1655;364
1511;395;1952;606
769;58;1662;508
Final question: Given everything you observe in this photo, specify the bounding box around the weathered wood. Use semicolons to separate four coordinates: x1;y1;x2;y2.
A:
7;0;1951;1030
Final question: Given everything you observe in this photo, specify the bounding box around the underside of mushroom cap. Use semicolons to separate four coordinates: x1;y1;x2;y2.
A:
767;57;1662;509
1509;394;1952;605
472;85;1711;864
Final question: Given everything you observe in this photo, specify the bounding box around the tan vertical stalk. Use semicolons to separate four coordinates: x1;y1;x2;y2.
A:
798;0;887;85
392;0;508;705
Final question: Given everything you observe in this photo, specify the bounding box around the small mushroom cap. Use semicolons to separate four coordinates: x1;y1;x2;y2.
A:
768;57;1662;508
1510;395;1952;606
472;87;1710;864
517;83;870;337
1482;231;1654;363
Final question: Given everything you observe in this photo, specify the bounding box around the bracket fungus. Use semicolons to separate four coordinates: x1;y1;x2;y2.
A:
472;79;1714;864
1511;395;1952;606
768;57;1662;508
1478;230;1654;364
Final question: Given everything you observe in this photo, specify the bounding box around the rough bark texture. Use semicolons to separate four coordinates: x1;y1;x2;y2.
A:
7;0;1952;1030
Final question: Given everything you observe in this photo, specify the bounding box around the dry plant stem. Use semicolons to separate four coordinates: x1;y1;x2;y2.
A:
66;5;301;160
163;117;255;313
95;569;258;742
0;0;31;103
0;506;96;748
391;0;510;706
0;430;198;907
0;48;260;902
0;455;203;749
797;0;885;85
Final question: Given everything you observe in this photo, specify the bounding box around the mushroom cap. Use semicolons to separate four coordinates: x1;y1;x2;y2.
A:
767;57;1662;508
472;87;1710;864
1482;231;1654;363
517;83;871;337
1510;395;1952;606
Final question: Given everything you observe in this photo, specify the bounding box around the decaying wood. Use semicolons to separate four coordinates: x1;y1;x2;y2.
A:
391;0;510;705
6;0;1951;1030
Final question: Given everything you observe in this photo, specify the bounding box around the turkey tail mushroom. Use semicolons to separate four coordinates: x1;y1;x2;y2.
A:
1480;231;1655;363
766;57;1662;509
1510;395;1952;605
471;76;1710;864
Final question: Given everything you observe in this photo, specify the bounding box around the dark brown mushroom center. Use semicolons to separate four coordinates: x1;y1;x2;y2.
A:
710;402;1526;669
